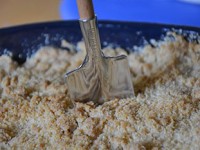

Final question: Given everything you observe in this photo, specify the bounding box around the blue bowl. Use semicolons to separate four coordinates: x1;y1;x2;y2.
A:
0;21;200;64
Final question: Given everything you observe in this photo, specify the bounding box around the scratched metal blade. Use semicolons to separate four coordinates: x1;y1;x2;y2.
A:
65;17;134;104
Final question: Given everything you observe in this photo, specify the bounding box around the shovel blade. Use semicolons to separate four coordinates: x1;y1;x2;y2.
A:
65;55;134;104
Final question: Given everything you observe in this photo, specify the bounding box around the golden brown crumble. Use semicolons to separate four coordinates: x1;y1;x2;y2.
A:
0;34;200;149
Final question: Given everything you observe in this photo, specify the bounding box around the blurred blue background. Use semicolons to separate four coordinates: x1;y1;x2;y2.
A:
60;0;200;27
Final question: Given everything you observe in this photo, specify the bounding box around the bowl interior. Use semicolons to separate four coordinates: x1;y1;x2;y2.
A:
0;21;200;64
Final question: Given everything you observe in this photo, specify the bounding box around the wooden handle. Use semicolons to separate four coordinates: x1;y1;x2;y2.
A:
76;0;95;19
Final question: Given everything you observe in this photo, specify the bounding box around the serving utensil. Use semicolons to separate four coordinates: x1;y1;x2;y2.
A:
65;0;134;104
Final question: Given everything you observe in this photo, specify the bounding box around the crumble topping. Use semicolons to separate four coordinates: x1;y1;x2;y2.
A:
0;33;200;149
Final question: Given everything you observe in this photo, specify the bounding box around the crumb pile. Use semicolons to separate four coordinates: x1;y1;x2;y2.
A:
0;34;200;149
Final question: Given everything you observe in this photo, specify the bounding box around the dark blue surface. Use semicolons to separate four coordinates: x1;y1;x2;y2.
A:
60;0;200;27
0;21;200;64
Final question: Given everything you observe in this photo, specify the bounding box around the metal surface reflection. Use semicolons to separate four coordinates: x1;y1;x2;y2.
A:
65;17;134;104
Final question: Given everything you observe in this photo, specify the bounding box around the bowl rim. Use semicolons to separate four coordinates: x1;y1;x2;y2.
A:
0;20;200;33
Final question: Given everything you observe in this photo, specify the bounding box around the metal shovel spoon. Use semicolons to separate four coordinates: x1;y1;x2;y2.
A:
65;0;134;104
